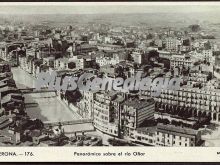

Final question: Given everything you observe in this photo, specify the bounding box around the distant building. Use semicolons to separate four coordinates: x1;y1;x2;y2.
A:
170;54;193;70
97;44;123;51
158;50;172;59
96;55;120;67
131;51;142;64
54;58;69;70
202;49;215;63
164;37;180;52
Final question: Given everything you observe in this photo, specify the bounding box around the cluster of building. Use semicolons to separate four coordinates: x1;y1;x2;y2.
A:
0;62;102;146
92;91;204;147
0;22;220;147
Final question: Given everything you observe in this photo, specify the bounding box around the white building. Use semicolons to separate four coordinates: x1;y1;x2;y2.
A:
131;51;142;64
96;55;120;67
54;58;69;70
170;54;193;69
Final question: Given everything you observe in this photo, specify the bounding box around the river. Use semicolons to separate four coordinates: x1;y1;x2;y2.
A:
11;67;81;122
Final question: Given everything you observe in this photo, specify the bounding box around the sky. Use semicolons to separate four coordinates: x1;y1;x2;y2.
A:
0;2;220;15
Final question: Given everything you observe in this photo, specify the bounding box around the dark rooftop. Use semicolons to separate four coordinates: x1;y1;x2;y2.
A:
123;98;155;109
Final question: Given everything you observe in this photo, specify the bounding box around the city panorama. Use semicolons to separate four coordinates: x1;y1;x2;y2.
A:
0;3;220;147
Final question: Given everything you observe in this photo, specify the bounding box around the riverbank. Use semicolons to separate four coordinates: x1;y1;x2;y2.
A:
11;67;82;122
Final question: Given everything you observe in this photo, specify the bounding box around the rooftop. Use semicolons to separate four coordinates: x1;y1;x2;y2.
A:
136;126;157;134
157;123;199;136
123;98;155;109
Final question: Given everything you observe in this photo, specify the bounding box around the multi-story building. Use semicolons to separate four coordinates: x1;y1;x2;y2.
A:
131;51;142;64
43;57;55;68
0;62;24;114
100;64;117;78
76;43;98;54
158;50;172;59
164;38;180;52
129;126;156;146
156;124;204;147
141;87;220;123
121;98;155;138
96;55;120;67
0;44;7;61
180;38;191;53
97;44;123;51
76;90;96;119
18;56;27;70
170;54;193;70
187;72;208;87
54;58;69;70
93;91;125;137
202;49;215;64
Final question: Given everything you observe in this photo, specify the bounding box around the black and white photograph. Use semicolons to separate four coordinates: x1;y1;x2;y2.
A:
0;2;220;150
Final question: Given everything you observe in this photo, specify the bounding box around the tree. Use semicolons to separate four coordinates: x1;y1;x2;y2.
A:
148;50;159;62
160;58;170;69
207;72;213;81
193;61;200;66
163;119;170;125
188;24;201;32
178;108;185;118
61;40;69;55
65;90;82;104
92;63;100;70
171;120;181;126
127;52;133;62
115;65;124;77
140;119;157;127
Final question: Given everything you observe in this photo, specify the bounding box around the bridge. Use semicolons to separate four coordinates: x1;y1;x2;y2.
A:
18;87;57;94
64;129;95;135
43;119;93;127
25;102;39;108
